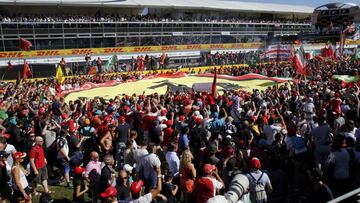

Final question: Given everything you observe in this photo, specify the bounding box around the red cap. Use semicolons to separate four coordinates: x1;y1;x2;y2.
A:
136;104;142;111
2;133;11;139
250;157;261;170
13;152;26;160
130;180;144;194
21;109;29;115
38;107;45;115
61;113;68;120
161;109;167;116
103;116;111;123
123;105;130;112
166;120;173;127
74;166;85;174
179;115;185;122
100;186;117;198
203;164;216;174
119;116;126;123
195;118;202;125
68;120;79;132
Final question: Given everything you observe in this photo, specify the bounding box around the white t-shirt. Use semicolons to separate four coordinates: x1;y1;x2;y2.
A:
165;151;180;176
344;128;357;141
5;144;16;167
263;124;282;145
57;137;69;159
304;102;315;113
137;153;161;180
127;193;152;203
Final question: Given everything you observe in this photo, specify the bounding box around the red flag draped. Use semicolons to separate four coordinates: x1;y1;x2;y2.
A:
211;67;217;97
23;61;32;79
19;38;32;51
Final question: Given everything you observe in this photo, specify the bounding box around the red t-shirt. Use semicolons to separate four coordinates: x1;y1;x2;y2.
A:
29;145;46;169
163;127;174;147
196;177;216;203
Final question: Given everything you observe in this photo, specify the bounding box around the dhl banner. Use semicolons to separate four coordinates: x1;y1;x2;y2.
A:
0;43;263;59
345;39;360;45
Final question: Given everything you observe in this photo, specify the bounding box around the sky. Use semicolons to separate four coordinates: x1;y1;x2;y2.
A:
236;0;359;7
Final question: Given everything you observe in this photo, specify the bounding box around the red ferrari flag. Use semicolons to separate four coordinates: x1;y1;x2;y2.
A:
23;60;32;79
19;38;32;51
211;67;217;97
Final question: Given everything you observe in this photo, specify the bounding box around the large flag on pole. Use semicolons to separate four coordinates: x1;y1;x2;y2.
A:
294;45;307;75
211;67;217;97
19;38;32;51
22;60;32;79
103;54;117;72
55;64;65;84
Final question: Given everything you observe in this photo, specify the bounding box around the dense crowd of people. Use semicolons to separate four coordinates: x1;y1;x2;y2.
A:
0;13;311;24
0;57;359;203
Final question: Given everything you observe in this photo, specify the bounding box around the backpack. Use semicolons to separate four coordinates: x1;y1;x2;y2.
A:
290;136;307;151
249;171;267;202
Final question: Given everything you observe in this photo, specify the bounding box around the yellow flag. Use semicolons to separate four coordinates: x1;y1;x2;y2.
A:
56;64;65;84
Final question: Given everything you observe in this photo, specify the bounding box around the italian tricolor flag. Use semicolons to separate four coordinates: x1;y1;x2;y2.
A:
332;75;359;87
294;45;307;75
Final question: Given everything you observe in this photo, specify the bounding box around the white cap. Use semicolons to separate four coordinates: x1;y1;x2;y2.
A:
123;164;133;173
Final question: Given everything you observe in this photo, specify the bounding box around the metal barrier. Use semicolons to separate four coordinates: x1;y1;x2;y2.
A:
327;188;360;203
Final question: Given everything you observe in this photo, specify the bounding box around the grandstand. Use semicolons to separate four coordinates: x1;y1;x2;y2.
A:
0;0;312;51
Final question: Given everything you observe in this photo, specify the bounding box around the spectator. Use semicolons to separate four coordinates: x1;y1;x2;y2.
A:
72;166;88;203
116;169;131;201
85;151;102;203
100;186;118;203
127;165;162;202
163;173;178;203
247;157;272;203
56;128;71;187
12;152;32;203
0;137;16;167
99;155;116;202
136;143;161;193
180;149;196;203
195;163;224;203
0;151;13;203
165;142;180;177
116;116;130;170
307;168;333;203
29;136;50;195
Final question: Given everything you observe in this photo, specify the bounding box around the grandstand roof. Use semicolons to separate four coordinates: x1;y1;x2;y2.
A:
0;0;314;14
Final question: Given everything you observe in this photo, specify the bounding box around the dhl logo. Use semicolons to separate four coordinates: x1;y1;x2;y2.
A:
231;44;246;48
133;47;153;52
0;52;25;58
71;49;93;55
104;48;125;53
36;50;61;56
186;45;202;49
161;46;177;51
210;45;224;49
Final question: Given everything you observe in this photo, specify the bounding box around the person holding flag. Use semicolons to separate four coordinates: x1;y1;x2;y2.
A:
96;57;103;73
56;63;65;84
7;61;12;72
294;42;307;77
23;60;32;79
